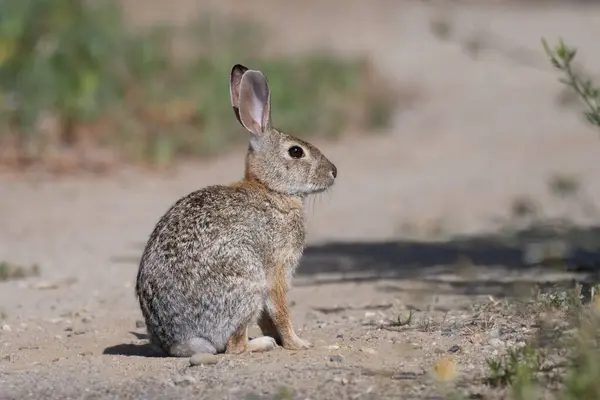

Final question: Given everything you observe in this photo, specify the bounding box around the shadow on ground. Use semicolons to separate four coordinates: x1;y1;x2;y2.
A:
105;224;600;357
103;332;166;358
297;224;600;292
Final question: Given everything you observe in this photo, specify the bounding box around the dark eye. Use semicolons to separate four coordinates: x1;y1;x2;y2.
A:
288;146;304;159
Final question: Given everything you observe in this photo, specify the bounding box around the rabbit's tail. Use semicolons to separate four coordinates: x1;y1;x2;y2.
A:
169;337;217;357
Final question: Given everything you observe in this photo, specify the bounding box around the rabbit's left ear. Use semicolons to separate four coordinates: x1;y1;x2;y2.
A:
235;69;272;137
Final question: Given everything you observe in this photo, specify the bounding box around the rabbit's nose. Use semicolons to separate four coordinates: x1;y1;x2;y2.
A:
330;164;338;179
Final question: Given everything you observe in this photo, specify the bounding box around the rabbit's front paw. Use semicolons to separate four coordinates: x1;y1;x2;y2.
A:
283;335;312;350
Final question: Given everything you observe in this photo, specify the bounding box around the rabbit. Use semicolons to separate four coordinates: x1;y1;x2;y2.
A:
135;63;338;357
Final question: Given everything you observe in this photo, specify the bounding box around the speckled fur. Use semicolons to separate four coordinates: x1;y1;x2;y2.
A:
135;64;337;357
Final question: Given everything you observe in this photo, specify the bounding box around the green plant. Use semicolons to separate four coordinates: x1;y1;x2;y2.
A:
542;38;600;129
0;261;40;281
486;345;543;388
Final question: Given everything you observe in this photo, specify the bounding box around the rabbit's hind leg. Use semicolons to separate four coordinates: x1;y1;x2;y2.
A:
169;337;217;357
225;324;249;354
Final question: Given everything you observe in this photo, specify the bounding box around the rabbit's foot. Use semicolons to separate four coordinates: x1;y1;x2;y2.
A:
247;336;277;352
282;334;312;350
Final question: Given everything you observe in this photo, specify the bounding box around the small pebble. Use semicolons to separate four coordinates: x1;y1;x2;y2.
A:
173;375;197;386
392;372;418;380
360;347;377;355
448;345;461;354
1;324;11;332
489;328;501;338
189;353;219;366
135;320;146;329
329;354;344;363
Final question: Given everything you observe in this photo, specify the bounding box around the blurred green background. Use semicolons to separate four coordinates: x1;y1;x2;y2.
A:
0;0;395;169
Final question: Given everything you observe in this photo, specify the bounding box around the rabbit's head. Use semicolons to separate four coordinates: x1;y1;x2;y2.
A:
230;64;337;197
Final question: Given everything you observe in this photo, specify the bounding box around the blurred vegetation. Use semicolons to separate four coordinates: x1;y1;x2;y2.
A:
543;39;600;130
482;284;600;400
0;261;40;282
0;0;395;170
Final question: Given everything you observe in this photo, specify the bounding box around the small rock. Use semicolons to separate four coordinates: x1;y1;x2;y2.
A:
329;354;344;363
489;338;504;348
327;345;340;350
189;353;218;366
489;328;501;338
441;328;453;337
333;376;348;385
360;347;377;355
81;317;92;324
470;333;483;345
135;320;146;329
1;324;11;332
448;345;461;354
173;375;197;386
392;372;418;380
336;334;344;339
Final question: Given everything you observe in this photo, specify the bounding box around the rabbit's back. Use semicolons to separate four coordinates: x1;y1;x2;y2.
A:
135;184;305;354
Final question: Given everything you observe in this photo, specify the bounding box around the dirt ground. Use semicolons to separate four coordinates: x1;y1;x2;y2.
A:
2;1;600;399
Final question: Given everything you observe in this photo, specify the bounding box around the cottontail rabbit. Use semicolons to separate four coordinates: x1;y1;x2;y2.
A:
135;64;338;357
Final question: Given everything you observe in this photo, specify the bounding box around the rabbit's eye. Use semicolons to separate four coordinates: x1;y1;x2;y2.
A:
288;146;304;159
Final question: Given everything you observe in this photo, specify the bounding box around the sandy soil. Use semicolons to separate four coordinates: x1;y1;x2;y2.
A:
2;1;600;399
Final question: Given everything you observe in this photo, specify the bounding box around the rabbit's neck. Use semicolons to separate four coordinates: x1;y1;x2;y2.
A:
242;170;305;201
236;176;305;209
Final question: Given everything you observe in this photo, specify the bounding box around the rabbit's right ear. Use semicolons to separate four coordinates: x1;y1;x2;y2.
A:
230;66;272;137
230;64;249;125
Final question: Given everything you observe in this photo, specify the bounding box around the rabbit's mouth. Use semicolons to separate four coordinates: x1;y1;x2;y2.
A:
306;181;335;195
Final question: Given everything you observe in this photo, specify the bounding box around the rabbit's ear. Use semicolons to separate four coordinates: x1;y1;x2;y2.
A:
230;64;249;125
237;70;272;136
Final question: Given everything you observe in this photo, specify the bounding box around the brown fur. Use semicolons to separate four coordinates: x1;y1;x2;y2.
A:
226;325;249;354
